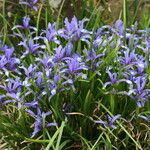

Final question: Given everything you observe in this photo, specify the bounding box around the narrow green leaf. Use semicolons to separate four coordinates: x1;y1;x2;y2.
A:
45;121;65;150
55;121;65;150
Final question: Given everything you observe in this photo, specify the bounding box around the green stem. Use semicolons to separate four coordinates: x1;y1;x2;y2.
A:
56;0;65;29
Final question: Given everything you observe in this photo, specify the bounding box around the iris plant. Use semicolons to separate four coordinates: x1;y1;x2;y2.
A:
94;114;121;129
26;106;57;137
0;16;150;138
12;16;37;31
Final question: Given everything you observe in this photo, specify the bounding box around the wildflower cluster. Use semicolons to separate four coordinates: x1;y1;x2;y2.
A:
0;14;150;138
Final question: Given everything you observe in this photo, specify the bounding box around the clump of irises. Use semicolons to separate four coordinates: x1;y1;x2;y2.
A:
0;12;150;139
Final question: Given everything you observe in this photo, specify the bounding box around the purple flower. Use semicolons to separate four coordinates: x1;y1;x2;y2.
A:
5;48;20;70
5;92;23;109
0;46;20;72
40;22;60;44
85;49;104;70
18;38;46;57
58;16;91;43
115;20;124;36
0;97;16;106
25;100;38;108
126;33;139;47
62;79;73;85
103;70;133;90
53;43;72;62
20;64;35;80
0;77;22;94
1;91;30;109
53;45;66;62
64;56;88;76
102;69;134;96
94;114;121;129
95;25;117;38
0;56;7;69
0;42;8;51
1;46;14;60
93;26;117;48
106;71;117;84
36;54;54;78
7;58;20;71
61;78;76;92
134;76;148;92
54;75;60;82
35;71;43;86
93;36;103;48
19;0;38;11
12;16;37;31
86;49;103;61
37;54;54;69
65;43;73;56
119;48;137;66
26;107;57;137
135;61;146;74
47;80;57;97
130;76;150;107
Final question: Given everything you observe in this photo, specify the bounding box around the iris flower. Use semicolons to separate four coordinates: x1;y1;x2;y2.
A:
103;70;133;90
0;77;22;94
0;46;20;72
53;43;72;62
115;20;124;36
94;114;121;129
20;64;35;80
58;16;91;43
19;0;38;11
0;56;7;69
12;16;37;31
64;56;88;76
26;107;57;137
18;38;46;57
40;22;60;44
119;48;137;66
130;76;150;107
